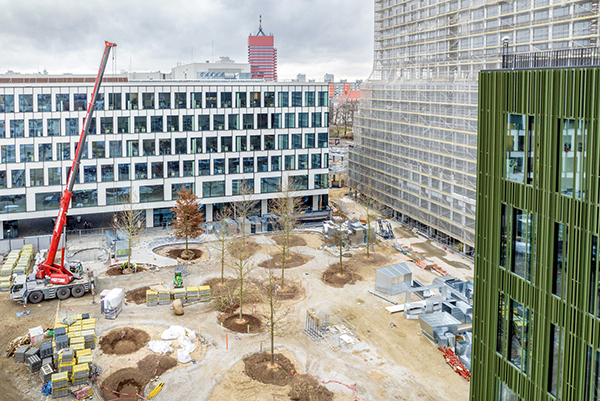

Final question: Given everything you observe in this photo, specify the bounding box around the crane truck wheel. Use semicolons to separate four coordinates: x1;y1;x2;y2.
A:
57;287;71;300
28;291;44;304
71;285;85;298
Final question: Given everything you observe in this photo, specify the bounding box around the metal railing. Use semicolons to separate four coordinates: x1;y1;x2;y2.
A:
502;47;600;70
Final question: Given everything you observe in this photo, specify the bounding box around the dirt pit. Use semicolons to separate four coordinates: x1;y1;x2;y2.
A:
259;253;311;269
271;234;307;248
125;286;151;305
221;313;263;333
167;248;203;260
322;264;361;288
99;327;151;355
100;354;177;401
105;264;148;276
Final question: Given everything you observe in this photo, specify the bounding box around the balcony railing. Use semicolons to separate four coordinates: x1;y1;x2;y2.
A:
502;47;600;70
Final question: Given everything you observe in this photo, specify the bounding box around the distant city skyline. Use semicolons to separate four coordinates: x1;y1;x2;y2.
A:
0;0;373;81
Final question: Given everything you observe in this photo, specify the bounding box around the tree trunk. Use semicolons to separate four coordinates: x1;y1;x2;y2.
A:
270;280;275;365
281;241;286;289
185;234;189;252
238;274;243;320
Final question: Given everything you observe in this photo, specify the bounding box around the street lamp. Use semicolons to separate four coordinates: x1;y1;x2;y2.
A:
502;36;510;68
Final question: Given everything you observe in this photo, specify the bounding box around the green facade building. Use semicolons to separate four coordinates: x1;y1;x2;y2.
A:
474;52;600;401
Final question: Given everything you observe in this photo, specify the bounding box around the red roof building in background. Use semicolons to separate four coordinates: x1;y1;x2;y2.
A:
248;16;277;81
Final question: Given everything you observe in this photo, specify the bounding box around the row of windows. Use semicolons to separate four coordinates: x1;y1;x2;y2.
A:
0;154;329;188
0;132;329;163
0;112;330;137
0;90;329;113
0;174;330;213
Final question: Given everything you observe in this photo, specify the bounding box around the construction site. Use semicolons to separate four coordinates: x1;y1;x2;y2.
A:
0;184;475;401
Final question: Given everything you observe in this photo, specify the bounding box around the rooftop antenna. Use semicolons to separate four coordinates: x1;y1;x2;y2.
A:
257;15;265;36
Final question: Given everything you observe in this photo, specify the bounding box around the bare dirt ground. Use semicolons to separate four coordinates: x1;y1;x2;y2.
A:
0;193;473;401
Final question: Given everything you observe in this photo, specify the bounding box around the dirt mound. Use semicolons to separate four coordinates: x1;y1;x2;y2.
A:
243;352;296;385
105;264;148;276
222;314;262;333
272;234;307;248
322;264;361;288
289;375;334;401
228;238;261;260
261;279;304;300
99;327;151;355
100;355;177;401
167;248;203;260
125;286;150;305
259;253;311;269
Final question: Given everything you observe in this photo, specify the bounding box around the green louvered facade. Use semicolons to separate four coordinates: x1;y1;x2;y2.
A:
473;67;600;400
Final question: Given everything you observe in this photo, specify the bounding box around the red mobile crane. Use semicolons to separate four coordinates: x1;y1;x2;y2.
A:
36;41;117;285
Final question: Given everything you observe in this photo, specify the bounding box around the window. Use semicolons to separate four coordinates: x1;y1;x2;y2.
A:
0;193;25;212
585;347;600;401
312;154;322;169
236;92;247;108
318;91;328;107
250;92;261;107
257;156;268;172
135;162;148;179
134;116;146;133
285;155;295;170
228;158;239;174
39;143;52;161
159;139;171;155
513;208;535;282
100;117;113;134
126;140;139;157
88;117;98;135
261;177;281;193
46;167;60;186
549;325;564;398
560;119;587;199
57;143;70;161
214;115;225;130
278;92;289;107
95;94;104;111
20;144;33;162
142;93;155;109
228;114;239;130
271;155;281;171
37;94;51;112
243;157;254;173
509;300;531;374
92;141;105;158
83;166;97;183
172;183;194;199
314;173;328;189
72;189;98;208
143;139;155;156
101;165;113;182
11;120;24;138
183;115;194;132
291;134;302;149
257;114;268;129
506;115;535;184
152;162;163;179
0;95;14;112
167;116;179;132
0;171;6;189
203;181;225;197
497;294;506;354
106;187;130;205
167;161;179;177
64;118;78;136
126;93;138;110
183;160;194;177
590;236;599;317
30;168;44;186
497;381;521;401
118;163;130;181
305;92;315;107
74;93;86;111
264;135;275;150
118;117;129;133
285;113;295;128
0;121;4;138
292;92;302;107
264;92;275;107
28;119;41;137
199;115;210;131
198;159;210;176
174;92;186;109
206;92;217;108
311;113;322;128
140;185;164;202
213;158;225;174
221;137;232;152
289;175;308;190
554;223;567;299
272;113;282;129
278;134;289;150
19;94;33;112
318;132;328;148
206;137;218;153
221;92;232;108
243;114;254;129
232;179;254;195
2;145;16;163
305;133;315;148
323;153;329;168
108;93;122;110
250;135;260;151
298;154;308;169
11;169;25;187
175;138;187;154
151;116;163;133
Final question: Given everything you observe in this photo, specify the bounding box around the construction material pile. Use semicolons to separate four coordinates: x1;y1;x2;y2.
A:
0;245;34;291
145;285;211;307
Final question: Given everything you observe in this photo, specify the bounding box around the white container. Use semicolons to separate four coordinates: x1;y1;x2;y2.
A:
29;326;44;345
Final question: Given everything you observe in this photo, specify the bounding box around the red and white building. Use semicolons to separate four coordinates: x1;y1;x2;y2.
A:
248;17;277;81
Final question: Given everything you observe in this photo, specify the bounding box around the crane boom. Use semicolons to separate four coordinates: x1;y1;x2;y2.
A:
36;41;117;283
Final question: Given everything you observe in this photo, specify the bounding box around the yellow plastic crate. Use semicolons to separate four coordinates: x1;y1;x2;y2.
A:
76;349;92;358
51;371;68;382
72;363;89;375
70;336;84;344
77;355;93;365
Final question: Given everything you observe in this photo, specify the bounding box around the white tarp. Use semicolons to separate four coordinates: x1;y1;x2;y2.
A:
103;288;124;310
147;340;174;355
160;325;197;363
29;326;44;345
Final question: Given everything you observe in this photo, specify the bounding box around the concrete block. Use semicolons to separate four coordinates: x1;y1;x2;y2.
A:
54;327;66;337
27;355;41;373
40;364;53;383
24;347;39;359
14;345;28;362
42;356;53;367
61;348;73;364
39;341;53;358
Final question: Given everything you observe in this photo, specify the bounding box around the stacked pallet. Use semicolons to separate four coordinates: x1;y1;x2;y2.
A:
76;349;93;366
71;363;90;386
14;245;33;275
0;250;20;291
40;364;54;383
146;290;158;306
186;286;199;303
158;290;171;305
51;371;69;398
173;288;186;301
199;285;211;302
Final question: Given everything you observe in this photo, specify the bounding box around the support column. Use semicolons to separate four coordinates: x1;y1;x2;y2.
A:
146;209;154;227
261;199;267;215
312;195;319;211
205;204;214;222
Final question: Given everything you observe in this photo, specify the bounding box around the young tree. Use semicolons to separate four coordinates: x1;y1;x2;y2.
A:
232;179;258;240
171;186;204;260
230;237;255;321
114;191;145;270
361;196;376;258
212;208;233;285
326;219;351;276
271;179;302;290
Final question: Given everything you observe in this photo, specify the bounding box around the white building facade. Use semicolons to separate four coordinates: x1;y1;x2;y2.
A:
0;77;330;237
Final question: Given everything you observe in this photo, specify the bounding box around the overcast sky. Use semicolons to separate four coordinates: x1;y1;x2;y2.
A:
0;0;374;82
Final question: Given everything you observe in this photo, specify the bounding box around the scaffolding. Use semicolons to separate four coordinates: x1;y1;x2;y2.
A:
350;0;600;250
